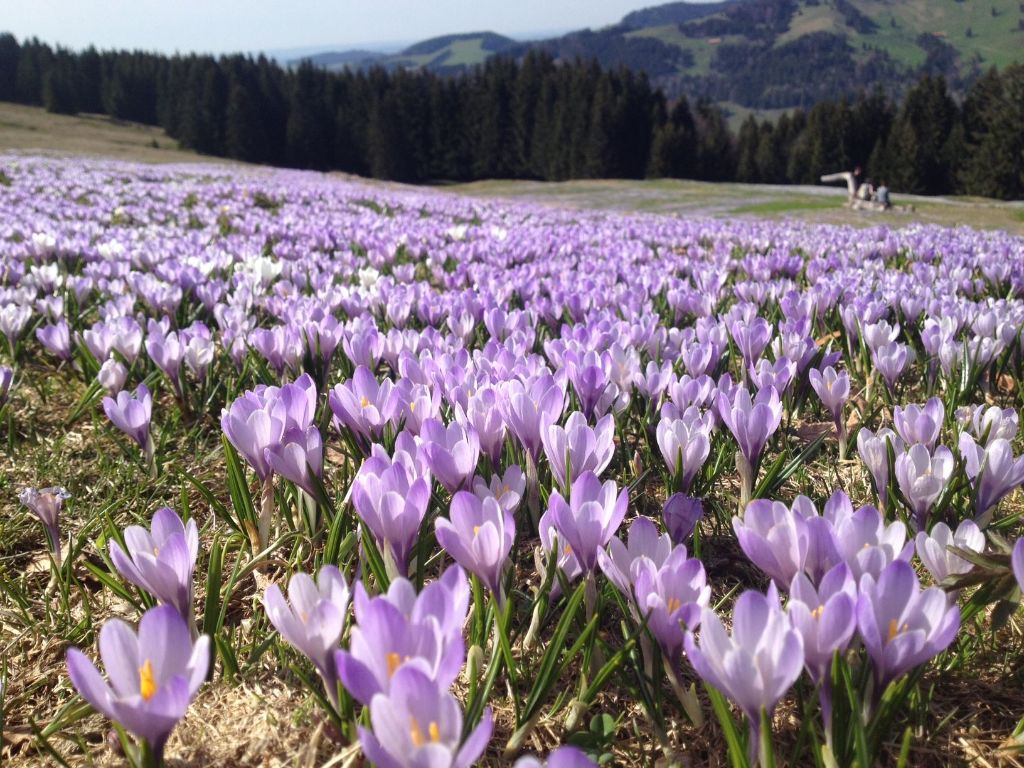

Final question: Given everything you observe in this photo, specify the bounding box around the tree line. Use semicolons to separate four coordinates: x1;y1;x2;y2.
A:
1;33;1021;199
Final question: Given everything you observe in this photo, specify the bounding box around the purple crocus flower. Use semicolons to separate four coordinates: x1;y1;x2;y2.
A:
873;342;913;390
0;365;12;408
787;564;857;684
539;506;583;589
499;374;565;462
685;585;803;744
336;574;466;706
663;494;703;545
98;358;128;394
19;486;70;565
435;491;515;598
633;545;710;664
730;317;773;369
458;387;507;465
565;350;612;420
833;503;913;582
36;319;72;361
656;408;711;493
893;398;944;449
110;507;199;630
352;451;431;573
392;379;440;436
514;746;598;768
856;560;960;690
959;434;1024;526
597;516;673;599
541;412;615;492
263;566;349;705
472;465;526;514
749;357;796;398
83;321;115;363
329;366;397;446
734;499;810;589
1012;539;1024;593
146;331;185;395
343;326;383;371
809;365;849;433
547;471;628;574
680;341;715;378
220;388;286;482
964;405;1018;445
856;427;905;507
103;383;153;458
717;385;782;507
915;520;984;585
358;666;493;768
381;563;471;647
895;444;954;530
420;417;480;493
0;303;31;347
862;319;900;353
66;605;210;760
633;360;674;408
265;425;324;500
275;373;318;431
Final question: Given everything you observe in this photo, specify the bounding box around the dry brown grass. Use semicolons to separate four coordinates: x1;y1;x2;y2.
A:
0;102;232;166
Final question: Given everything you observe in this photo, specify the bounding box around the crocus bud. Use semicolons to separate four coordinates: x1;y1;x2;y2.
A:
97;358;128;394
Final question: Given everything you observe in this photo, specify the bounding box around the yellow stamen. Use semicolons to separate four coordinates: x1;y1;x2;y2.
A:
409;402;417;413
153;547;160;556
473;525;480;536
139;659;157;701
410;718;425;747
496;484;509;498
811;605;824;621
360;396;370;409
387;652;402;677
886;619;908;642
428;721;441;742
563;544;572;555
666;597;682;614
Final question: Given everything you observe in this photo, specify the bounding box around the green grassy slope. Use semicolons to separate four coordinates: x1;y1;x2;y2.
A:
315;1;1023;107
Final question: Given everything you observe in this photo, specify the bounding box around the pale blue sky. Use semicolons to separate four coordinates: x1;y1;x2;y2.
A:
2;1;710;55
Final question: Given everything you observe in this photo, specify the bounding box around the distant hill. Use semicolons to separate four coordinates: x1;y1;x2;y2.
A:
293;0;1024;109
300;50;387;69
290;32;516;73
621;1;740;28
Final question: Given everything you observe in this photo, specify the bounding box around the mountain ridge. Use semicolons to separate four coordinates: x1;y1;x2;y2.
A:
288;0;1024;110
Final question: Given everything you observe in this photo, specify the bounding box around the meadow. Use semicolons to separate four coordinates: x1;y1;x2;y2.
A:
1;151;1024;768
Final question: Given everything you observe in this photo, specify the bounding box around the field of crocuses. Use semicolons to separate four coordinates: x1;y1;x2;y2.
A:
3;153;1024;768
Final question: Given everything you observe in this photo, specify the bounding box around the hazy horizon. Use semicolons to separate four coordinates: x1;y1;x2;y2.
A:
3;1;721;57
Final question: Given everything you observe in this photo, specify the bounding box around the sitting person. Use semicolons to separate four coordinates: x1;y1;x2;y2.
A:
876;181;891;209
857;178;875;201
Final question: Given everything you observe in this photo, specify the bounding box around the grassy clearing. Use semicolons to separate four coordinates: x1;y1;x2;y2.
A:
0;102;228;165
730;197;844;215
451;177;1024;235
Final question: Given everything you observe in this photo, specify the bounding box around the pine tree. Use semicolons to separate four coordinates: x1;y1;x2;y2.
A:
959;65;1024;199
735;115;761;182
885;75;959;194
694;101;735;181
285;61;331;169
43;51;78;115
0;34;20;102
